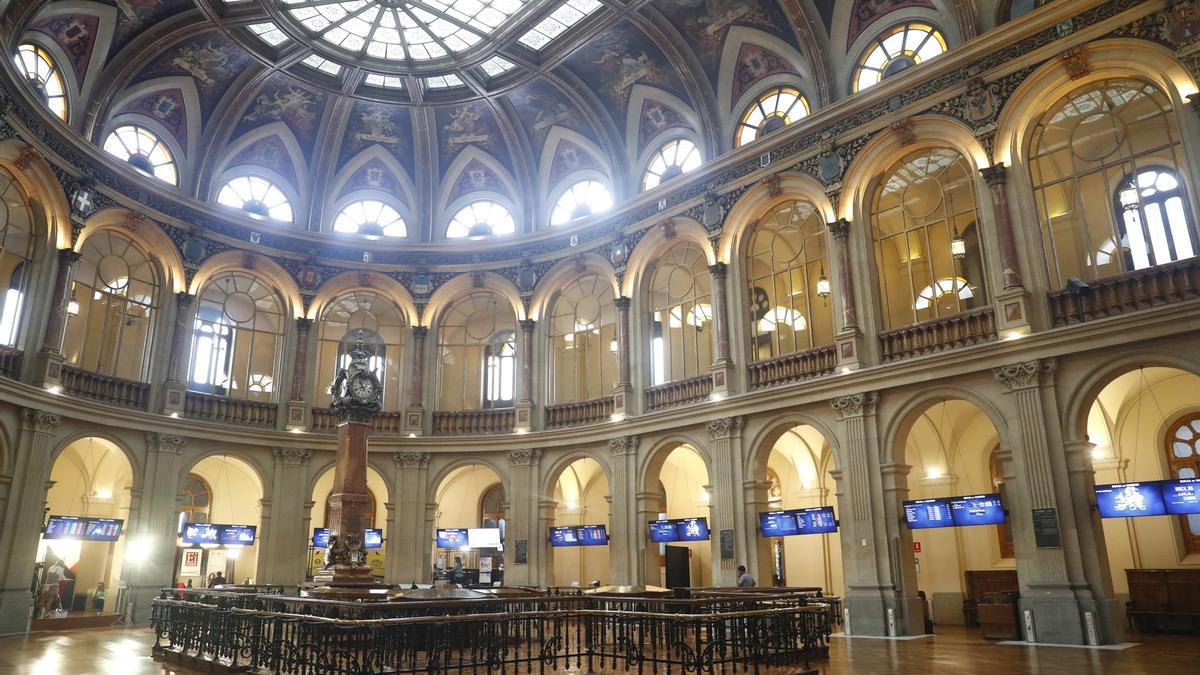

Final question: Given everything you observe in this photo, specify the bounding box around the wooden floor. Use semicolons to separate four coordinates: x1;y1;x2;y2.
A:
1;625;1198;674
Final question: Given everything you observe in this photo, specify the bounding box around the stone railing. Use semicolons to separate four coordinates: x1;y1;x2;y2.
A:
545;396;614;428
1048;259;1200;326
748;346;838;390
310;408;405;433
0;346;21;379
60;364;150;410
432;408;514;435
879;307;997;362
645;374;714;411
184;391;277;428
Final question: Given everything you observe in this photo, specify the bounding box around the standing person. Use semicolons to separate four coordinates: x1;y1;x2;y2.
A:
452;556;464;584
211;571;226;587
91;582;106;612
736;565;756;588
41;559;67;617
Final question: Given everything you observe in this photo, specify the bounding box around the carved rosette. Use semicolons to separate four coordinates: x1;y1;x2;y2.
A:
273;446;312;465
706;416;744;441
608;435;639;457
393;452;431;469
830;392;878;420
993;359;1056;393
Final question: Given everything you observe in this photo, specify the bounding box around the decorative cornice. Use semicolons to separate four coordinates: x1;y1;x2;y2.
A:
993;359;1057;393
22;408;61;434
393;451;431;469
608;435;639;457
508;448;542;467
706;416;744;441
830;392;878;420
273;446;312;465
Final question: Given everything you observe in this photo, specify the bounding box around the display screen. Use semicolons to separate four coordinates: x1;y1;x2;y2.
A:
181;523;221;544
44;515;125;541
759;511;800;537
364;528;383;549
436;528;468;549
760;507;838;536
903;498;954;529
649;517;710;542
312;528;330;548
949;494;1006;527
577;524;608;546
549;526;580;547
217;524;257;545
1163;478;1200;515
1095;482;1168;518
649;520;679;543
467;528;501;548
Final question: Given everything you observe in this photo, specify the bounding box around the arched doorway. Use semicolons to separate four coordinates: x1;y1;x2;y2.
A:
645;444;712;588
309;465;390;580
548;457;610;587
433;463;505;584
177;455;264;587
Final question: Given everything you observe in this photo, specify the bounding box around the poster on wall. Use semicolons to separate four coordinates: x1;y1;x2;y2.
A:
206;549;228;578
180;549;202;577
479;557;493;584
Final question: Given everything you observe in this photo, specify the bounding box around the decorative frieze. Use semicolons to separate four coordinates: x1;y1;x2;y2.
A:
147;432;187;454
993;359;1057;393
393;452;430;469
830;392;878;420
508;448;542;467
608;435;640;457
273;446;312;465
22;408;61;434
706;416;744;441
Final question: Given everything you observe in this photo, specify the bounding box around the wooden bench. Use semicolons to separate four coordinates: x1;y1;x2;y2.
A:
1126;569;1200;634
962;570;1019;627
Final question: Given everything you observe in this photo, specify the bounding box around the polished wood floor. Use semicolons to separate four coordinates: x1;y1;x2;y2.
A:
1;625;1198;674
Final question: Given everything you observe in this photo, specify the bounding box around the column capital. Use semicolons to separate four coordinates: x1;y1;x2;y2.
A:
518;318;536;332
393;451;431;469
22;408;61;434
609;435;639;457
295;317;313;331
411;325;428;338
146;431;187;454
614;296;631;311
980;163;1008;185
993;359;1056;393
831;391;877;419
273;446;312;465
705;416;744;441
57;248;82;265
175;291;194;306
707;261;727;279
508;448;542;467
826;218;851;238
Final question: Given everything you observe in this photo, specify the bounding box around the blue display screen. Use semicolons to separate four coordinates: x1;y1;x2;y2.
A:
577;525;608;546
1095;482;1168;518
903;498;953;529
312;528;330;548
549;526;580;547
949;494;1006;527
181;523;221;544
364;528;383;549
217;525;257;545
649;520;679;543
46;516;125;541
675;517;710;541
436;528;469;549
83;518;124;542
313;528;381;548
759;511;799;537
1161;478;1200;515
760;507;838;536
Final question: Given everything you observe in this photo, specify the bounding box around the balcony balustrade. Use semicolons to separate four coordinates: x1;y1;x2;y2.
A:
0;346;21;380
432;408;514;435
60;364;150;410
545;396;614;428
184;391;277;428
310;408;405;433
645;374;714;411
1048;259;1200;327
879;307;996;362
748;345;838;390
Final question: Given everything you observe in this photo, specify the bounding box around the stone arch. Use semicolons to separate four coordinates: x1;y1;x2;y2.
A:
1062;350;1200;444
428;455;513;503
178;448;269;497
0;139;71;249
188;250;304;319
621;217;714;298
625;85;702;169
539;449;613;500
75;208;187;293
307;271;418;326
717;26;817;145
422;271;525;327
744;411;844;477
209;122;309;207
108;76;202;166
306;458;394;507
437;146;520;238
539;126;613;200
717;172;835;264
49;429;142;493
882;385;1013;466
639;433;712;493
528;253;619;322
327;144;418;222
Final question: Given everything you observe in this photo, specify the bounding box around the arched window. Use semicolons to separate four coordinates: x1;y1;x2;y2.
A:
15;43;67;121
314;291;406;408
0;167;35;348
746;200;834;361
647;243;712;385
63;231;160;381
216;175;294;223
852;22;946;93
1167;414;1200;554
446;200;515;239
872;147;987;329
550;180;613;226
178;473;212;524
642;139;702;191
548;274;618;404
436;292;517;410
735;86;810;147
1031;79;1196;287
333;199;407;238
480;483;506;529
188;272;285;401
102;124;178;185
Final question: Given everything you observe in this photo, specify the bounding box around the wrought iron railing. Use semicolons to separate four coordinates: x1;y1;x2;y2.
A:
310;408;406;433
879;307;996;362
545;396;614;428
183;391;278;428
645;374;714;411
1047;258;1200;326
0;346;20;379
151;589;833;674
59;364;150;409
431;408;515;435
748;346;837;390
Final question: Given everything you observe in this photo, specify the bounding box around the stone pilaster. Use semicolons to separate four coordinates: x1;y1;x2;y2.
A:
504;448;542;586
123;432;187;624
743;479;774;585
286;318;313;429
708;264;735;395
992;360;1122;644
0;409;61;634
259;447;312;584
607;435;639;584
635;489;665;586
706;416;745;585
981;165;1032;337
162;292;194;415
515;319;536;431
405;327;427;435
390;452;431;584
35;249;81;388
613;297;632;416
827;220;864;370
536;499;558;586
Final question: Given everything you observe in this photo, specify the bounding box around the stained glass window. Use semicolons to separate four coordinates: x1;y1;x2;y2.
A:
852;23;946;93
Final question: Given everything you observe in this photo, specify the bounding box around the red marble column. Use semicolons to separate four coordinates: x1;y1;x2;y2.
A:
981;164;1025;289
290;318;312;402
827;220;859;330
615;296;631;387
41;249;81;353
708;263;731;363
165;292;194;384
518;318;535;403
408;326;427;408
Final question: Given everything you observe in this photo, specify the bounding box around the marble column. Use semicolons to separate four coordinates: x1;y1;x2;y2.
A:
992;360;1122;644
504;449;541;586
286;318;313;429
405;327;427;435
831;392;922;636
258;447;312;585
162;293;194;415
706;416;745;586
515;320;535;431
708;263;734;394
613;297;632;415
607;436;639;584
980;164;1024;290
827;220;864;369
124;432;187;624
389;452;432;584
0;409;60;634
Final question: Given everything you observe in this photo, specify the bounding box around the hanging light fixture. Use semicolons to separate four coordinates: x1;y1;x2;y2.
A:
816;266;831;298
950;226;967;259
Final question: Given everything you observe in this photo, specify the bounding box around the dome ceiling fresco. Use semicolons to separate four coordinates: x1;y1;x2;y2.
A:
7;0;972;243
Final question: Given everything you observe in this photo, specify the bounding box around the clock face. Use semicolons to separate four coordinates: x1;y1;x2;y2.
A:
350;378;376;401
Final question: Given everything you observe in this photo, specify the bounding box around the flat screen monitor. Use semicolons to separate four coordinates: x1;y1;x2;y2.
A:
181;522;221;544
649;520;678;543
468;528;501;548
577;524;608;546
1095;482;1167;518
436;528;468;549
759;511;800;537
949;494;1006;527
1163;478;1200;515
760;507;838;537
217;524;257;545
675;517;710;541
364;528;383;549
549;526;580;547
312;528;330;548
83;518;123;542
903;498;953;529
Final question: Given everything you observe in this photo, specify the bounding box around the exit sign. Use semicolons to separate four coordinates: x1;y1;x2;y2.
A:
913;541;922;553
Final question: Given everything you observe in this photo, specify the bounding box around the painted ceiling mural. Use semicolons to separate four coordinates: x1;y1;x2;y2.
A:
8;0;962;238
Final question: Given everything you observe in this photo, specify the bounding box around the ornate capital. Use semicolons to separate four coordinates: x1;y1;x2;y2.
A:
706;416;744;441
295;317;313;332
273;446;312;465
147;432;186;454
826;218;850;239
22;408;61;434
993;359;1056;393
614;296;631;311
393;451;430;469
609;435;640;457
518;318;536;333
707;262;727;280
58;248;82;266
175;291;194;308
508;448;542;467
412;326;428;339
831;392;878;419
980;163;1007;186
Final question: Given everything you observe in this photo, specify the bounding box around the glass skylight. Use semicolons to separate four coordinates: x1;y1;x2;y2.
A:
423;73;464;89
364;73;406;89
302;54;343;76
282;0;533;63
248;22;290;47
517;0;601;50
479;56;516;77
